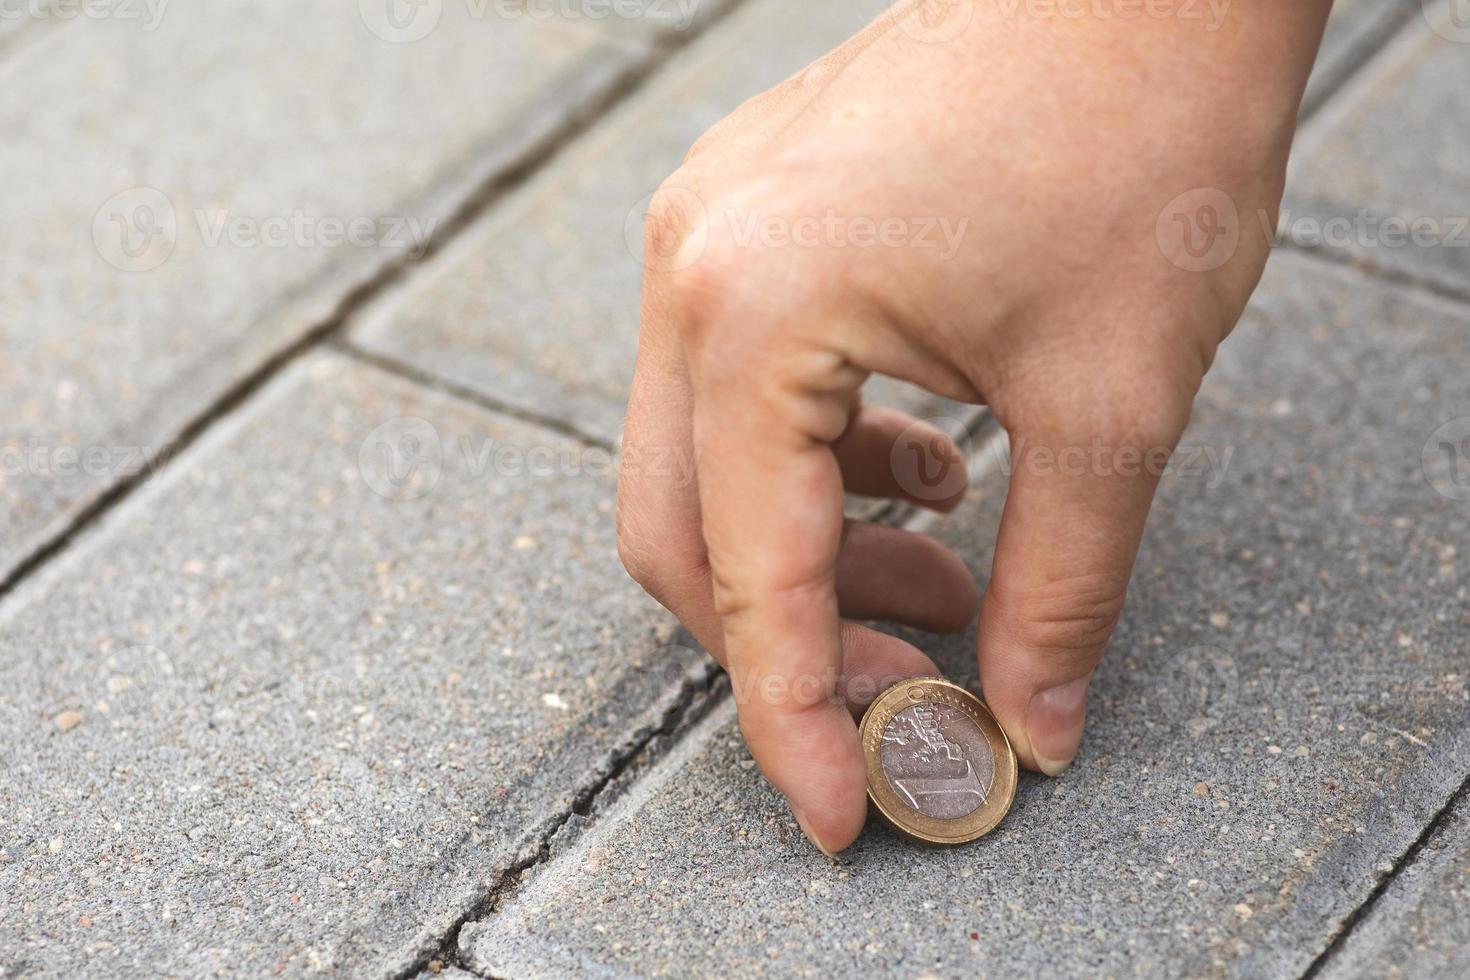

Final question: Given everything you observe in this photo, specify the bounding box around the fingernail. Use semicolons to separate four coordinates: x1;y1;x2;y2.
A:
1026;675;1092;777
793;808;837;858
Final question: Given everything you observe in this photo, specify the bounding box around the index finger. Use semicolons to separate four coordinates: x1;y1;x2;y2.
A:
690;334;869;856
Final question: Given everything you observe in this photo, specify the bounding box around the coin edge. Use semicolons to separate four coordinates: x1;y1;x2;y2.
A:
860;677;1018;846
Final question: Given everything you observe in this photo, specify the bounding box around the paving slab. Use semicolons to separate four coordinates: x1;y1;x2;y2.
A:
1286;7;1470;296
0;0;665;584
462;249;1470;978
0;352;709;977
1318;788;1470;980
347;0;955;448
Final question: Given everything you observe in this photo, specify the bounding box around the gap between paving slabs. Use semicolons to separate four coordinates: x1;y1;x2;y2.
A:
401;667;730;980
1282;9;1470;309
1283;8;1470;307
415;408;999;979
1276;235;1470;311
2;5;757;975
1304;770;1470;979
1299;0;1421;122
1283;47;1470;940
1270;7;1470;311
335;340;623;458
1221;254;1470;980
2;4;650;585
384;641;729;980
1222;249;1470;978
0;5;976;973
2;348;770;975
0;0;756;606
1285;87;1470;307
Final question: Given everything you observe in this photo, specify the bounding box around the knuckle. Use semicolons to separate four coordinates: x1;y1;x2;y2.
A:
710;570;837;650
1061;391;1192;463
1095;395;1189;457
1144;402;1193;455
666;243;786;389
999;359;1193;461
991;574;1127;659
642;175;707;273
682;131;716;165
616;469;715;609
615;522;659;592
790;55;842;94
739;713;863;796
664;220;746;326
615;506;695;599
707;563;755;624
1097;339;1206;447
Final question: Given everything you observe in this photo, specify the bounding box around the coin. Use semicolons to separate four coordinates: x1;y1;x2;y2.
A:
859;677;1017;845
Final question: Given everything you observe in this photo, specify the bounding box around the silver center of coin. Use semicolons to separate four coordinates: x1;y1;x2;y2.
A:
879;702;994;820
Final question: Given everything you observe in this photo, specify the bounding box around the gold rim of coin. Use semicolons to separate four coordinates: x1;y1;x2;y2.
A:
859;677;1018;846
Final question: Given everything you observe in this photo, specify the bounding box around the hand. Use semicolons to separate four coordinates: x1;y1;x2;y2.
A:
617;0;1331;854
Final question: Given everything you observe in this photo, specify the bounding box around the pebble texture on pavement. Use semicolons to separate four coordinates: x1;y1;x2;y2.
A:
0;0;681;584
0;354;706;976
2;3;1467;978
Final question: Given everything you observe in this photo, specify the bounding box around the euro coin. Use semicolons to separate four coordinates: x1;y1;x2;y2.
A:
859;677;1017;845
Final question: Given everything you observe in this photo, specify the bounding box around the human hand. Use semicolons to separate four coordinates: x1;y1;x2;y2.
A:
617;0;1331;854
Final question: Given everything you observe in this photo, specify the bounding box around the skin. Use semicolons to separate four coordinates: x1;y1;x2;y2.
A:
617;0;1336;855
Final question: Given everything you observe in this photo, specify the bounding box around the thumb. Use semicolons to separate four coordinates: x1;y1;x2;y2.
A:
977;420;1175;775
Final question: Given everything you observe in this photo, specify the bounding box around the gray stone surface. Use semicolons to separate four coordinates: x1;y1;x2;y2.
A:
426;969;480;980
463;249;1470;978
0;5;40;49
414;967;480;980
0;352;707;977
1319;789;1470;980
1287;8;1470;295
0;0;654;584
347;0;954;447
1303;0;1417;116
